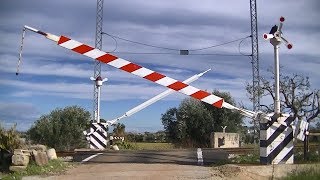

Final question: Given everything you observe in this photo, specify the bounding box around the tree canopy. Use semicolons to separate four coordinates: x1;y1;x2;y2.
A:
246;71;320;122
161;90;243;147
27;106;90;151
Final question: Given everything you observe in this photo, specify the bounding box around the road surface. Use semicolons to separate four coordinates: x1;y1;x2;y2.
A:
74;149;228;165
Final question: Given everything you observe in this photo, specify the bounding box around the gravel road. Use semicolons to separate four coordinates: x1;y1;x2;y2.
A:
22;163;319;180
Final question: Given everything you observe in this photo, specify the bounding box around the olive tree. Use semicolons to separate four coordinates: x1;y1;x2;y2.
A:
27;106;90;151
246;72;320;122
161;90;243;147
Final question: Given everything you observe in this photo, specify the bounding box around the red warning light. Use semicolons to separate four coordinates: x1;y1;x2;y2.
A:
280;17;285;22
263;34;268;39
287;44;292;49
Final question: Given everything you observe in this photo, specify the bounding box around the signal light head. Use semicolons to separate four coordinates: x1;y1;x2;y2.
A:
280;17;285;22
287;43;293;49
96;76;102;81
263;33;274;40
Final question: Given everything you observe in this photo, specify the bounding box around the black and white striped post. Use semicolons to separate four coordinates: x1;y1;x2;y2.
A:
260;114;295;164
83;123;108;149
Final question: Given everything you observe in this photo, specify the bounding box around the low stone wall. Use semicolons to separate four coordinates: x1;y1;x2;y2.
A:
9;145;57;172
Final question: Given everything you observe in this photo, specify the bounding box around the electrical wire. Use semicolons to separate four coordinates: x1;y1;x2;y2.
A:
102;32;251;53
238;35;253;56
104;33;118;52
111;51;250;56
102;32;179;51
190;53;251;56
111;52;177;55
189;35;251;51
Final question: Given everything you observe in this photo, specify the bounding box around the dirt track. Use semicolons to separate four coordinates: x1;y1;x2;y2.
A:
22;163;319;180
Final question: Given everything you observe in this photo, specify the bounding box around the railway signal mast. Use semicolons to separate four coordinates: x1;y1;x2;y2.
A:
263;17;293;115
260;17;298;164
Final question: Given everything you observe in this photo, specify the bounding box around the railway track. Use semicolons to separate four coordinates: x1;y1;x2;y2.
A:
56;144;319;157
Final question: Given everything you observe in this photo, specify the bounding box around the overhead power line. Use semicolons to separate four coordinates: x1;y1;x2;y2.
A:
102;32;178;51
111;51;251;56
101;32;251;53
189;36;251;51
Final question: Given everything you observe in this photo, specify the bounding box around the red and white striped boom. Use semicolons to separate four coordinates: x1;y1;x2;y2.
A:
20;25;256;116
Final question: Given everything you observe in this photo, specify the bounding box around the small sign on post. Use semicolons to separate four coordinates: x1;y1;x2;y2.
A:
180;50;189;55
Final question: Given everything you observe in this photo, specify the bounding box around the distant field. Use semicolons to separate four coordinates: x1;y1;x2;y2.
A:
128;142;175;150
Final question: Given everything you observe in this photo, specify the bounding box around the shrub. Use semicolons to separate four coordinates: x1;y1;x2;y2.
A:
27;106;90;151
0;124;23;152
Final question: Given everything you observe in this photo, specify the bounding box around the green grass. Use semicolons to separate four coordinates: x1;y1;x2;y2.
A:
115;142;175;150
294;151;320;163
0;159;71;180
282;166;320;180
130;142;175;150
230;153;260;164
211;153;260;166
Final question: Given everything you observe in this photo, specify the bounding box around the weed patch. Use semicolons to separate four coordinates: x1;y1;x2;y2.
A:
282;166;320;180
1;159;71;180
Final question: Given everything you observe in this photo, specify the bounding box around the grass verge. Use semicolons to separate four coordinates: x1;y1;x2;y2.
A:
132;142;175;150
282;166;320;180
0;159;71;180
294;150;320;163
115;142;175;150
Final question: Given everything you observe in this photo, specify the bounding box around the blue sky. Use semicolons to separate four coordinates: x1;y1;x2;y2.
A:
0;0;319;132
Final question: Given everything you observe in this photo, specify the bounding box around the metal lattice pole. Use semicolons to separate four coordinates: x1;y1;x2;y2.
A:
249;0;260;143
93;0;104;122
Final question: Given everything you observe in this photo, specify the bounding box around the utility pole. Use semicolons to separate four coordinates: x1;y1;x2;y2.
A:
93;0;104;122
249;0;260;143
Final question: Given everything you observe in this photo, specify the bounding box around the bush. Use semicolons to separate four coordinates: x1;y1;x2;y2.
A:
0;124;24;171
0;124;23;152
27;106;90;151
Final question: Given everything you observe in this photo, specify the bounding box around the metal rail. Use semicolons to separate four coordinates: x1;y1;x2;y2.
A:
56;144;319;157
